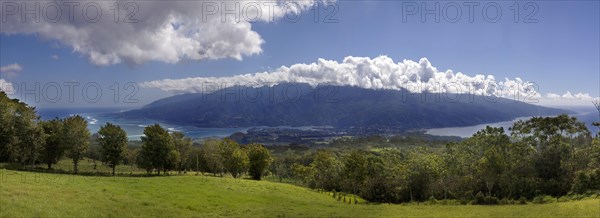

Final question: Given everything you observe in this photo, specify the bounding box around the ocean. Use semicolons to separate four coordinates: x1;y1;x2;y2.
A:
37;107;249;141
37;105;600;141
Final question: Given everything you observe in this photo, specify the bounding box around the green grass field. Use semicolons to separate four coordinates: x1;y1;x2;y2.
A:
1;170;599;217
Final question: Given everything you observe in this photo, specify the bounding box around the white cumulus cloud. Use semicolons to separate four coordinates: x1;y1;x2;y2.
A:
0;79;15;95
546;93;561;99
141;55;543;100
0;63;23;78
546;91;595;100
542;91;598;106
1;0;329;66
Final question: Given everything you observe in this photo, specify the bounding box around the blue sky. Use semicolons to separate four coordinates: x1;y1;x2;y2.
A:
0;0;598;108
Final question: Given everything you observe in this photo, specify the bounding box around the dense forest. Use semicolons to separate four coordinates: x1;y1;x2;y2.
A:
2;91;600;205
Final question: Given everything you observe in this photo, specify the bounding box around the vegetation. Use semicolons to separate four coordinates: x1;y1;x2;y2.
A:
97;123;128;175
39;118;64;169
247;143;272;180
172;131;192;174
0;92;44;166
1;91;600;217
220;138;248;178
139;124;175;174
1;169;598;217
270;117;600;203
62;115;91;174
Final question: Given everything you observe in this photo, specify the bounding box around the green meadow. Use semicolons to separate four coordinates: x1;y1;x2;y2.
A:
1;169;598;218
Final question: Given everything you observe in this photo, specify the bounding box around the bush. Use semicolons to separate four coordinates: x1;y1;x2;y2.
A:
463;191;474;201
472;191;486;205
427;196;437;205
533;195;554;204
471;191;500;205
573;169;600;194
572;171;590;194
518;196;527;205
485;196;500;205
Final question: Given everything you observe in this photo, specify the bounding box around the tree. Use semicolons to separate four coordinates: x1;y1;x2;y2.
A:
311;150;342;191
17;121;45;167
40;118;65;169
125;148;139;174
140;124;174;174
171;131;192;174
219;139;248;178
228;148;248;178
247;143;272;180
510;114;591;196
471;126;510;199
219;138;248;178
0;92;17;162
201;139;224;175
10;100;45;166
1;93;45;166
342;150;368;197
272;149;296;182
63;115;90;174
98;123;128;176
405;147;443;202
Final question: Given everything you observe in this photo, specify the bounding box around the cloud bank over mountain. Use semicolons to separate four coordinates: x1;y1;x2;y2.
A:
141;56;541;99
542;91;598;106
1;0;328;65
141;56;598;105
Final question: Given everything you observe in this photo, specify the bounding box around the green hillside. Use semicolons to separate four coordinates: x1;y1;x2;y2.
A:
1;170;598;218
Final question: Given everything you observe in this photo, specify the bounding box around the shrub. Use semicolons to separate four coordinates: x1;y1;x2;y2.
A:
463;191;475;202
473;191;486;205
533;195;554;204
428;196;437;205
485;196;500;205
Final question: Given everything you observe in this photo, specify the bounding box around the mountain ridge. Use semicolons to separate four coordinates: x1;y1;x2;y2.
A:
118;83;571;130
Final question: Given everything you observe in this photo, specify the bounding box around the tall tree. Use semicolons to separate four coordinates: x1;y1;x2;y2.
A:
98;123;128;176
219;139;248;178
247;143;272;180
171;131;192;174
229;148;249;178
1;93;45;165
140;124;174;174
201;139;223;175
40;118;65;169
311;150;342;191
342;150;368;197
471;126;510;199
510;114;591;196
0;92;18;162
63;115;90;174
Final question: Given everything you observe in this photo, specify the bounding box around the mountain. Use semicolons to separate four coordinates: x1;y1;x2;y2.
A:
118;83;570;130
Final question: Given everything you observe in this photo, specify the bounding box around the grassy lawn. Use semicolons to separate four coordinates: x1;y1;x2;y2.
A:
1;169;599;217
